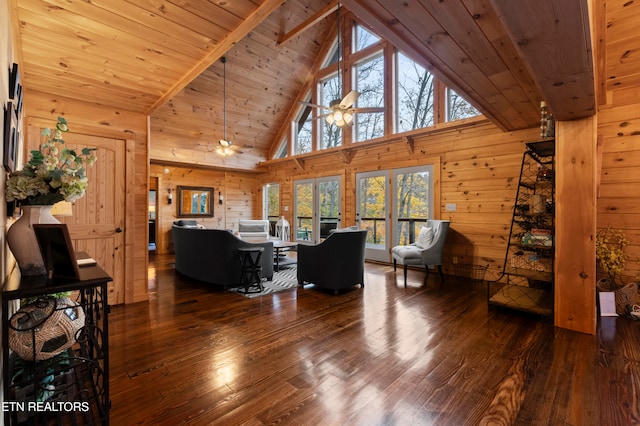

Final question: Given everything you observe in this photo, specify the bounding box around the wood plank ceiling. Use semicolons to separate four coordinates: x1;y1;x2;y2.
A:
13;0;595;171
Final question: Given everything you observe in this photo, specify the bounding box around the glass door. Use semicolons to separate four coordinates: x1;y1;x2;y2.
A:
294;179;314;242
356;171;390;262
294;176;342;243
393;166;433;246
318;176;341;240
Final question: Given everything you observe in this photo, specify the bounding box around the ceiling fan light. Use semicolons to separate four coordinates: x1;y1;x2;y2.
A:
344;112;353;124
325;114;335;125
333;111;343;122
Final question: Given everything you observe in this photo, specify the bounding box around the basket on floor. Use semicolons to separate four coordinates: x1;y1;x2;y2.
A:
453;263;488;282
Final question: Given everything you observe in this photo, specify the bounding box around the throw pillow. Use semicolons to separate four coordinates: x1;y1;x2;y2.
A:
416;226;433;248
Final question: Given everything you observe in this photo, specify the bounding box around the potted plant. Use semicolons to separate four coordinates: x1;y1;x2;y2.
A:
595;226;639;316
4;117;97;275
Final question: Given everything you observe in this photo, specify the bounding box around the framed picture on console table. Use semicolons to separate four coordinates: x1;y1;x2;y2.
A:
33;224;81;280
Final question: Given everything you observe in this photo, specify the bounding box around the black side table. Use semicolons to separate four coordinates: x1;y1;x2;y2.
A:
238;247;264;294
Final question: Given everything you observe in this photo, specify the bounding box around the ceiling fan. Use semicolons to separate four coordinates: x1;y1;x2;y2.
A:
298;4;383;127
216;56;243;156
300;90;383;127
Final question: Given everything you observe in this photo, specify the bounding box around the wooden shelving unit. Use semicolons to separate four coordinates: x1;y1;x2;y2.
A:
489;139;555;318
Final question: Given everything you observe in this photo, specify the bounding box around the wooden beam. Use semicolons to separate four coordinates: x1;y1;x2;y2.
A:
293;158;305;170
555;117;597;334
278;0;338;45
341;149;356;164
403;136;415;154
146;0;286;114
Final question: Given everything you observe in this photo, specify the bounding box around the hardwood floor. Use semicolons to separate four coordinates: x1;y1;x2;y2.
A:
108;254;639;425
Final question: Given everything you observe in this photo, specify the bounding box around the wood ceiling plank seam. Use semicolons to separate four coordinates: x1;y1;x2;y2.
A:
19;32;188;85
461;0;542;114
166;0;253;26
22;69;158;106
373;2;529;129
417;0;509;77
106;0;223;53
146;0;287;114
202;0;266;18
17;10;207;85
22;63;163;102
125;0;241;36
489;0;595;120
24;0;215;58
341;0;524;130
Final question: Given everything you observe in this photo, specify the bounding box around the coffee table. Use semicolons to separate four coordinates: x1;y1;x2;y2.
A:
272;241;297;271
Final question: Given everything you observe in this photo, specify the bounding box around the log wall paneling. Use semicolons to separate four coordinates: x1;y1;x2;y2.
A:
150;164;226;254
596;104;640;284
262;122;540;280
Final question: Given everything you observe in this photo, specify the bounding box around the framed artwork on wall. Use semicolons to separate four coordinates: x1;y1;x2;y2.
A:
8;63;20;100
3;102;17;172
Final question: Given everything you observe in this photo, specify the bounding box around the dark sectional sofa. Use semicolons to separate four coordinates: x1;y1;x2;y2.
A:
172;222;274;288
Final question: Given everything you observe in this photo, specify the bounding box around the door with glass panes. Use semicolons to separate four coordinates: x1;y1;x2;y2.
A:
294;176;342;244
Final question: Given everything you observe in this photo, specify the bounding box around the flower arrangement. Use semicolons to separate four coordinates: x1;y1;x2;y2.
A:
5;117;97;206
595;226;629;290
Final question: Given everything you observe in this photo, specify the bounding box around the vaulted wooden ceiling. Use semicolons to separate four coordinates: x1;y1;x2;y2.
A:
13;0;595;171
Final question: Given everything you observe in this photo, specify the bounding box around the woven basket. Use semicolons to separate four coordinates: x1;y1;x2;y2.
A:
9;297;85;361
614;283;640;315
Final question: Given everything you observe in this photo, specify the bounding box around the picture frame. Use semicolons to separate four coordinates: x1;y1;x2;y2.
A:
8;63;20;100
3;102;17;172
33;223;81;280
177;186;214;217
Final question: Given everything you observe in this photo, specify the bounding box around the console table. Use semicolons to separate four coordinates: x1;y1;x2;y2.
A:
2;262;111;425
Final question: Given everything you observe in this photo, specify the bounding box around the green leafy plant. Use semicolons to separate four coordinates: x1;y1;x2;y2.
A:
5;117;97;205
595;226;629;290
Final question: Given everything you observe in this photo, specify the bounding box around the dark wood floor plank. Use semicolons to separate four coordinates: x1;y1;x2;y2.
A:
107;254;640;425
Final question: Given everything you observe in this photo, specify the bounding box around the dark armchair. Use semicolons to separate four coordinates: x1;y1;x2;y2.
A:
297;229;367;294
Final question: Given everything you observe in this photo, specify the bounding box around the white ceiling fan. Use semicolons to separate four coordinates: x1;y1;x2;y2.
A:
300;90;383;127
216;56;243;156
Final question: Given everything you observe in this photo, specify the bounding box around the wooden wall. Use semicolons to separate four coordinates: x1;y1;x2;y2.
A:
23;91;150;304
260;121;540;279
150;163;263;254
596;0;640;284
597;104;640;283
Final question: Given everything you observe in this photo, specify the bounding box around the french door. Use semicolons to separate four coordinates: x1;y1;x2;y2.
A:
356;171;390;262
294;176;342;243
357;165;434;262
392;165;434;246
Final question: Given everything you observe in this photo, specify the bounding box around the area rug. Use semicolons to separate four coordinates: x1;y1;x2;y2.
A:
230;265;298;298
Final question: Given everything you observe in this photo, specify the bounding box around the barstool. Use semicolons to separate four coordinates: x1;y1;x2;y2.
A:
237;247;264;294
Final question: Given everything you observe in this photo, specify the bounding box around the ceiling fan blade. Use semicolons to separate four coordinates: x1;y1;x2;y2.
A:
340;90;360;108
350;107;385;113
310;112;332;120
298;101;332;111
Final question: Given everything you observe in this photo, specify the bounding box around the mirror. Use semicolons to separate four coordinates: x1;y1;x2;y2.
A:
177;186;214;217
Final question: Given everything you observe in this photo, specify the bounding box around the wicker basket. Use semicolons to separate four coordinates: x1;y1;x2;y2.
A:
9;297;85;361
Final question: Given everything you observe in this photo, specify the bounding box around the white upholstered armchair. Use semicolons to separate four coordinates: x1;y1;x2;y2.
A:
391;219;450;287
